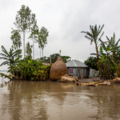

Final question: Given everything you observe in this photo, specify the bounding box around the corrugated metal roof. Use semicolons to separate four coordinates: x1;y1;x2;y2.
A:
66;60;88;67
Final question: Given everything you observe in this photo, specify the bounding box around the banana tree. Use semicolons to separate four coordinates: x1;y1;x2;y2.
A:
106;33;120;57
0;45;22;67
91;38;120;78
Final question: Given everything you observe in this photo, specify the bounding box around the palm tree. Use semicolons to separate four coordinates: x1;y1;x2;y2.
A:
81;24;104;60
0;45;22;66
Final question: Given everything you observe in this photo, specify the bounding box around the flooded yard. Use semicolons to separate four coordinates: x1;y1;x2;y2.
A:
0;76;120;120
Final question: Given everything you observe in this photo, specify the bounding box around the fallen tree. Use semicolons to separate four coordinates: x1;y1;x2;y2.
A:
113;77;120;83
76;80;110;86
59;74;78;82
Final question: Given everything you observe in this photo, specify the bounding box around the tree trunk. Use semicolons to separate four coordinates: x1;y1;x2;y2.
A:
95;43;99;60
42;49;43;58
23;31;25;59
33;38;34;59
50;55;51;63
40;48;41;61
95;42;100;71
112;52;114;58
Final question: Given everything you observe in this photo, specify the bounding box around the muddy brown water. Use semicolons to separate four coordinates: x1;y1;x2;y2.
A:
0;76;120;120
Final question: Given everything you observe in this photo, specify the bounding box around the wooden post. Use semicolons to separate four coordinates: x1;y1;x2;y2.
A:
79;67;83;79
50;55;51;63
59;50;61;56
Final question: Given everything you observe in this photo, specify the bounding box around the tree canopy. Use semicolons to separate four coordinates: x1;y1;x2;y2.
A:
84;56;98;70
14;5;36;59
11;29;21;50
36;53;71;63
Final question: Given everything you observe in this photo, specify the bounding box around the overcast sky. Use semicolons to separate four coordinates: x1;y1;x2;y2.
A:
0;0;120;69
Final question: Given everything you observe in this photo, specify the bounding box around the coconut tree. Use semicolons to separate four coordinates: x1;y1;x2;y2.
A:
81;24;104;60
0;45;22;66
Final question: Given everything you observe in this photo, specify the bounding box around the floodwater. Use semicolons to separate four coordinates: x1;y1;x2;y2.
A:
0;76;120;120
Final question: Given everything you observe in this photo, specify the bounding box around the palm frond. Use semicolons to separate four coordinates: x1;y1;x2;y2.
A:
106;36;110;41
90;53;97;55
99;39;107;52
81;31;87;33
12;49;22;57
115;39;120;46
99;32;104;40
0;57;9;60
1;45;9;56
98;24;104;35
0;53;8;58
85;35;93;41
0;61;9;66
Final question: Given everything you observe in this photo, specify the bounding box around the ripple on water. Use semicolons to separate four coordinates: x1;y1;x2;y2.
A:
0;80;120;120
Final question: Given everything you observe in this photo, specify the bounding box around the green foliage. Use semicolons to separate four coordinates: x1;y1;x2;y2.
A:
33;65;51;80
16;59;51;80
25;42;32;59
106;33;120;57
0;45;22;67
29;21;38;40
91;37;120;78
61;56;71;63
0;73;13;80
36;26;49;58
82;25;120;78
14;5;36;58
11;29;21;49
84;57;98;70
18;61;35;79
50;53;60;63
14;5;34;31
29;21;38;59
37;53;71;63
38;27;49;49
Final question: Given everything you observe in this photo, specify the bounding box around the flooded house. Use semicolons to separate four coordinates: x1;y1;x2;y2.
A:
66;60;89;78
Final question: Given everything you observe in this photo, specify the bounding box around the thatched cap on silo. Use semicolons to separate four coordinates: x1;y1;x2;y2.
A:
50;57;67;80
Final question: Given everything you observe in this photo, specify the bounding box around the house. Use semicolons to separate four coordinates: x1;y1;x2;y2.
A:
66;60;89;78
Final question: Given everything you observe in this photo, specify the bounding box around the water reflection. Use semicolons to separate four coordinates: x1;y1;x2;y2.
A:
0;77;120;120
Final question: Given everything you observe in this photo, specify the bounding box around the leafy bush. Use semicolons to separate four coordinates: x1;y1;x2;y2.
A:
16;60;51;80
84;56;98;70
